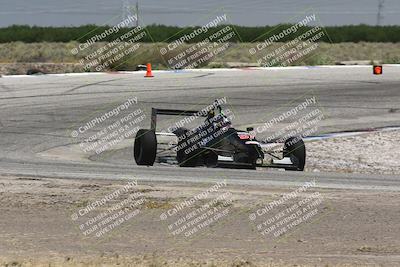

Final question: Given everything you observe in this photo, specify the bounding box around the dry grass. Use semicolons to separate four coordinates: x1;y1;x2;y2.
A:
0;42;399;74
0;256;375;267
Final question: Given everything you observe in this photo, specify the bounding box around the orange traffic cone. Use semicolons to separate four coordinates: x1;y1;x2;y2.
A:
145;63;154;77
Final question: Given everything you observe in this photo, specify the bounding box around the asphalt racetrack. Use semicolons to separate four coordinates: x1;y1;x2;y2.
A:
0;66;399;188
1;66;400;266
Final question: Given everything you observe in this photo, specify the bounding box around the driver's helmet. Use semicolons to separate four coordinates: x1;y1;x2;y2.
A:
207;109;215;120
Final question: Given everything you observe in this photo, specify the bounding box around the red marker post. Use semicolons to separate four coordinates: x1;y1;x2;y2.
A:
373;65;383;75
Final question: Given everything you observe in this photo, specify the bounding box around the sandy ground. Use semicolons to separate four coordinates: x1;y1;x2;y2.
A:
306;130;400;175
0;174;399;267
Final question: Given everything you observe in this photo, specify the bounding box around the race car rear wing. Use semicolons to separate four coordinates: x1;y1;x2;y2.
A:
150;108;206;130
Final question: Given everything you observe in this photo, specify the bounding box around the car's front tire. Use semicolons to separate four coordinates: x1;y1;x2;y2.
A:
283;137;306;171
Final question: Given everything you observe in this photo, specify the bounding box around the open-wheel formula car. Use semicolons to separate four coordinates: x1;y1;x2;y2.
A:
134;102;306;171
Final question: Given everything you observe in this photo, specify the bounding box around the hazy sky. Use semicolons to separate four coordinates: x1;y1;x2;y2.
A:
0;0;399;27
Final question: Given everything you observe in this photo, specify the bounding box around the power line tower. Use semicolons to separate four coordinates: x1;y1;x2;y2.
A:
122;0;139;27
136;0;139;27
376;0;385;26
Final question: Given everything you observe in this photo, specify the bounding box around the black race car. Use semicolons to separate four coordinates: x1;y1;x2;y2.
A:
134;102;306;171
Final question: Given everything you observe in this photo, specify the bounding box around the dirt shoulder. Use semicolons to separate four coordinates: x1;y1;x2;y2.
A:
306;130;400;175
0;174;399;266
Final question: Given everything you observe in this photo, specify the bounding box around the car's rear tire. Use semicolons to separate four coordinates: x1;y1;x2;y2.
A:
177;146;199;167
173;127;199;167
134;129;157;166
284;137;306;171
204;151;218;167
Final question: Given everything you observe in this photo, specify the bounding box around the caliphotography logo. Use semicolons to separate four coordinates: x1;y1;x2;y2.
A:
159;179;233;239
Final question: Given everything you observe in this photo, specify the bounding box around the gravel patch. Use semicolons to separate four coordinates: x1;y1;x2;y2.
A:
306;130;400;175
